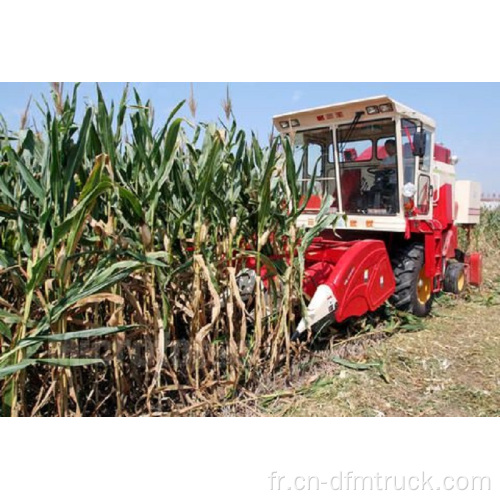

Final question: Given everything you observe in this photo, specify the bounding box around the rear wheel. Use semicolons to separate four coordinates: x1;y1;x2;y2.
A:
444;261;466;295
391;243;433;317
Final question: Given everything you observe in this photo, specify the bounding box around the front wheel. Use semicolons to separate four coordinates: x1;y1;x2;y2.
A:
443;261;466;295
390;243;433;317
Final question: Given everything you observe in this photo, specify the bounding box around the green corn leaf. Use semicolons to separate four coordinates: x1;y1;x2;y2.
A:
7;148;45;201
146;118;182;202
0;176;16;203
166;100;186;127
64;107;93;194
0;359;37;379
34;325;138;343
0;204;36;223
0;325;137;365
331;356;381;371
0;357;105;380
48;260;143;324
26;241;54;293
331;357;390;383
37;358;104;368
0;321;12;341
0;309;23;326
118;187;144;221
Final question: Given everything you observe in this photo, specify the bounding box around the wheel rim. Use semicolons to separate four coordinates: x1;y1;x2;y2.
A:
457;271;465;292
417;268;432;305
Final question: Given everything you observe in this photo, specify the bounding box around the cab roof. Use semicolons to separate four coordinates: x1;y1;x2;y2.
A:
273;95;436;132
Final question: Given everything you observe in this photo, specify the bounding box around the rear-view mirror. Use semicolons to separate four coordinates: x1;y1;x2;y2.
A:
413;132;427;157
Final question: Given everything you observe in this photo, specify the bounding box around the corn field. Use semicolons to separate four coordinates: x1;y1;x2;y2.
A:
476;208;500;251
0;84;334;416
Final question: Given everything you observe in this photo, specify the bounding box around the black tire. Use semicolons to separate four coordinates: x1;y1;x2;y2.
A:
390;242;433;317
444;261;465;295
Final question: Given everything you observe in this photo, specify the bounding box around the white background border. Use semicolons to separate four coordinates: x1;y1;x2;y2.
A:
2;1;499;82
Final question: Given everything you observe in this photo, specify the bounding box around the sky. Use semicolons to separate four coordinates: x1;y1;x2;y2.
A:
1;82;499;193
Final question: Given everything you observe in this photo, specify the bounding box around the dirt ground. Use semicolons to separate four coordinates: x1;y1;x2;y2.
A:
253;254;500;418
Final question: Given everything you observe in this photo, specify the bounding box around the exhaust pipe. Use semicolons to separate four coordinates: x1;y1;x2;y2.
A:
292;284;337;340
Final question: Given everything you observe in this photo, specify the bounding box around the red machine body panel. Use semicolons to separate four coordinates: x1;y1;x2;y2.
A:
434;144;452;164
304;239;396;323
467;252;483;286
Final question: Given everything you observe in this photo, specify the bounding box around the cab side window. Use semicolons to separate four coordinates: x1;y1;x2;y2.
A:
401;119;417;184
420;129;432;172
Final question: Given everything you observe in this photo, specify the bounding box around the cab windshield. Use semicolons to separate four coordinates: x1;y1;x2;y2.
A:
336;119;399;215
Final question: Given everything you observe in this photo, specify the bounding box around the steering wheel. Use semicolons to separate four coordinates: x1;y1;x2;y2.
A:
368;167;392;176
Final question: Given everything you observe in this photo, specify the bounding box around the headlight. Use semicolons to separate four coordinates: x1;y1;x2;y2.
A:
403;182;417;198
379;103;394;113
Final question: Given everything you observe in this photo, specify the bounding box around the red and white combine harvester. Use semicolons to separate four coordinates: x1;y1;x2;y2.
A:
272;96;482;337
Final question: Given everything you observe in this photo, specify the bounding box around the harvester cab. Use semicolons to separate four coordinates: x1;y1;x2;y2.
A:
273;96;482;338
